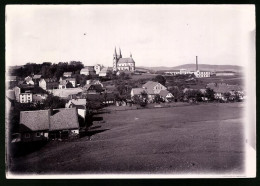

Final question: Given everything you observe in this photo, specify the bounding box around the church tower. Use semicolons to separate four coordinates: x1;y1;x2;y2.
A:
113;47;118;71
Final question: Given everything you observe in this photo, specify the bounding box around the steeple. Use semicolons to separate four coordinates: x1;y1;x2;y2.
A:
119;47;122;58
130;52;132;58
114;47;117;57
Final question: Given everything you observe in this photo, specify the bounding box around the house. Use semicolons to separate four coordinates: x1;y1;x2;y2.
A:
32;74;42;84
99;67;109;77
19;92;33;103
165;70;180;76
24;76;34;85
59;78;75;89
39;78;59;90
13;85;34;103
159;90;174;102
66;99;87;121
80;66;96;76
49;108;79;140
48;88;83;99
83;84;103;94
19;110;50;142
63;72;72;77
206;83;243;100
216;71;235;76
86;79;103;87
94;64;102;74
142;81;167;94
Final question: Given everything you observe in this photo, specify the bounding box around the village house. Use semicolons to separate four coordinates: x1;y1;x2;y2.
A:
59;77;76;89
24;76;34;85
32;93;48;103
19;108;80;142
49;108;80;140
83;84;104;94
94;64;102;74
32;74;42;85
99;67;109;77
80;66;96;76
86;79;103;87
13;85;34;103
66;99;87;121
206;83;243;101
63;72;72;77
19;110;50;142
131;81;168;103
39;78;59;90
158;90;174;102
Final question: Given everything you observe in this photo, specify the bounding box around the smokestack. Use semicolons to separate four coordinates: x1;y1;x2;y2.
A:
196;56;198;71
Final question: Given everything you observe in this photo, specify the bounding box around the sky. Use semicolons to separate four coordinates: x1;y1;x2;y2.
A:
6;5;255;67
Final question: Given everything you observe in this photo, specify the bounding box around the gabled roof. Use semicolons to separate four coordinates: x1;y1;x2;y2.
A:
6;90;15;100
117;58;135;64
70;99;86;105
159;90;171;97
33;75;42;79
206;83;242;93
81;66;95;72
20;110;50;132
50;108;79;131
83;84;103;92
99;67;109;73
142;81;160;90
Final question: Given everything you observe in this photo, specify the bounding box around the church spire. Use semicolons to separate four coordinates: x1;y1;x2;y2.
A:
130;52;132;58
114;47;117;57
119;47;122;58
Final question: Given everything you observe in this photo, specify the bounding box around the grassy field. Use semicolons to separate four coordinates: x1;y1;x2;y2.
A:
10;102;245;175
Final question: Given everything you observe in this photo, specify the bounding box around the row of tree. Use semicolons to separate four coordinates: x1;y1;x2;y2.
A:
11;61;84;80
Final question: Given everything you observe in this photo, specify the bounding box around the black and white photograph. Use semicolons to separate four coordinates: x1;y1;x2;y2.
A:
5;5;256;178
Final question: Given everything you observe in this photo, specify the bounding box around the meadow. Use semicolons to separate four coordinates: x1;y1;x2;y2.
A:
10;102;245;175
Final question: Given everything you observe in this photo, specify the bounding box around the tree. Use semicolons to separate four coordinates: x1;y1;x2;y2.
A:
66;81;74;88
205;88;215;101
154;75;166;86
154;94;163;103
43;94;66;109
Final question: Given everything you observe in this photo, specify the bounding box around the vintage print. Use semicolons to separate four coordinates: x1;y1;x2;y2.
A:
5;5;256;178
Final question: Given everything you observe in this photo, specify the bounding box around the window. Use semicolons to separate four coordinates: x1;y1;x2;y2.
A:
25;133;30;138
36;132;41;137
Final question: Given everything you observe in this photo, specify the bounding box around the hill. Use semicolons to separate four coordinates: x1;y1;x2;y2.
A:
137;64;243;73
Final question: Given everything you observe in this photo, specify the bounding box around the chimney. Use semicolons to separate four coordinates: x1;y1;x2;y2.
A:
196;56;198;71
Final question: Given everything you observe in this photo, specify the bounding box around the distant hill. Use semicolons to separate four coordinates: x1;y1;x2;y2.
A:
137;64;243;73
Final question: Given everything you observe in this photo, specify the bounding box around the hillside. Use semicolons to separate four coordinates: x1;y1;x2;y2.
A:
137;64;243;73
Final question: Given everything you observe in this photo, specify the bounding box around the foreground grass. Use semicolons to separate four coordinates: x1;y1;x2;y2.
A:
10;102;245;175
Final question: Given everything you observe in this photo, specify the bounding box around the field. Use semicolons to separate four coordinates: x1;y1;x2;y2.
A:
9;102;245;175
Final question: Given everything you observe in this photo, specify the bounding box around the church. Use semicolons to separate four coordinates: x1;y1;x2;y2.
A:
113;47;135;72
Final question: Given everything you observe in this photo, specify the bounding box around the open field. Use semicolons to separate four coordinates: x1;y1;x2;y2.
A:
10;102;245;175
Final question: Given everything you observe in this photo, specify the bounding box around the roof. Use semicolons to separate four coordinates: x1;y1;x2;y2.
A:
206;83;242;93
44;78;57;83
25;76;32;82
33;75;42;79
131;88;146;95
6;90;15;100
99;67;109;73
20;110;50;132
81;67;95;72
83;84;103;92
70;99;86;105
142;81;159;90
50;88;83;98
159;90;170;97
117;58;135;64
50;108;79;131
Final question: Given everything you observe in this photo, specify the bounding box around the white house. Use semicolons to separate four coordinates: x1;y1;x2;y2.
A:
63;72;72;77
94;64;102;75
19;92;33;103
